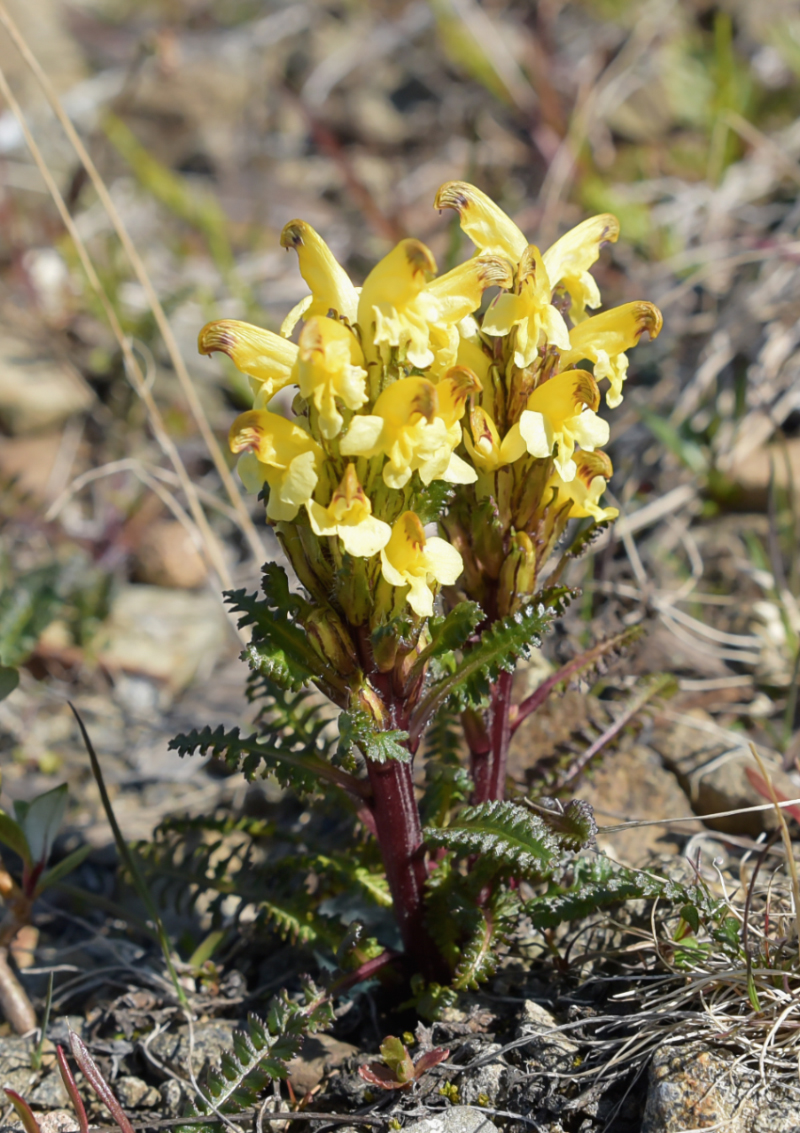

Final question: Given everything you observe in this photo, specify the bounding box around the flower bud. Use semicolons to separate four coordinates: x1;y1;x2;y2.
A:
498;532;537;616
306;608;359;676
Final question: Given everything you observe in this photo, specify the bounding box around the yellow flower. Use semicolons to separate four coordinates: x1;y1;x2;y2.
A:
482;246;571;368
542;214;619;323
380;511;464;617
434;181;527;261
356;242;509;372
229;409;322;521
462;407;525;473
199;320;298;406
306;464;390;557
341;377;476;489
435;364;483;441
508;369;608;481
294;316;368;438
280;220;359;331
358;239;439;369
560;301;663;408
548;450;618;522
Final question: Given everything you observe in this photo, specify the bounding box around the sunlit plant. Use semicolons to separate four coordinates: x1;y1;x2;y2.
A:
175;183;662;994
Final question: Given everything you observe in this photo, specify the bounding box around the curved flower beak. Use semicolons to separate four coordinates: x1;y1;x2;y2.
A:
294;316;368;438
482;245;570;368
280;219;359;324
380;511;464;617
434;181;527;262
199;320;298;404
435;366;483;429
542;214;619;323
426;254;513;323
561;301;663;407
307;464;391;557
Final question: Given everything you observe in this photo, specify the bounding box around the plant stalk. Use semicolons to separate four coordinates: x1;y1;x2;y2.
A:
472;670;514;804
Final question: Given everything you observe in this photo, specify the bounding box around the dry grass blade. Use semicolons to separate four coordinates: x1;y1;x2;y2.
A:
749;744;800;959
0;0;265;566
0;56;233;590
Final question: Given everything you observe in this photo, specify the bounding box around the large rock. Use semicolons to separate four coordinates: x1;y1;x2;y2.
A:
650;710;797;835
575;741;700;865
643;1044;800;1131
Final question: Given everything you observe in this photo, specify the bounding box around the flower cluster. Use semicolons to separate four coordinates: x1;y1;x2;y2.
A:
200;183;661;630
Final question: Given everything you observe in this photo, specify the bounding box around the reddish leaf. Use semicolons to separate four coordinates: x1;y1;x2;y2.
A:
413;1047;450;1075
68;1031;135;1133
744;767;800;823
56;1046;89;1133
358;1063;411;1090
4;1090;41;1133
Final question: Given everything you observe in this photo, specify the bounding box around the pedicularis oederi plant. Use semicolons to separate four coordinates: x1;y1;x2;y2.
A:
174;183;663;997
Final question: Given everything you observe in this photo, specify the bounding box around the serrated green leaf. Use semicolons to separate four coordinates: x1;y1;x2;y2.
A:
410;591;574;739
425;801;561;879
337;709;410;764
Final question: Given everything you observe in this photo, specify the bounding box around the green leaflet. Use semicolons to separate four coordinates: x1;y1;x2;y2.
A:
523;855;696;930
424;800;564;880
410;589;575;738
225;567;347;695
412;601;484;676
187;984;333;1131
337;708;411;764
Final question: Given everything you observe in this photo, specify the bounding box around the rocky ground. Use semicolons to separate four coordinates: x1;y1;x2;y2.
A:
3;0;800;1130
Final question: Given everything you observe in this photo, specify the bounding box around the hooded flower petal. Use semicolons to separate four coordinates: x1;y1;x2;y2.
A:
548;450;618;521
463;407;527;472
357;239;439;368
380;511;464;617
294;316;368;437
199;320;298;404
516;369;607;480
560;301;663;407
542;214;619;323
306;464;391;557
434;181;527;261
482;246;570;368
280;220;359;323
229;408;322;520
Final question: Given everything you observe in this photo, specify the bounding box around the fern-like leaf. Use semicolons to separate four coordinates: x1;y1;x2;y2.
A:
410;601;484;681
337;708;410;764
188;983;333;1130
523;855;695;930
424;801;563;881
410;590;575;740
452;889;518;991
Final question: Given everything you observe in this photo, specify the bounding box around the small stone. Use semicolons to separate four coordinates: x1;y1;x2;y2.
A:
29;1071;67;1108
148;1022;236;1077
37;1111;80;1133
286;1034;359;1094
160;1079;188;1115
115;1076;161;1109
134;520;208;590
403;1107;499;1133
452;1041;505;1107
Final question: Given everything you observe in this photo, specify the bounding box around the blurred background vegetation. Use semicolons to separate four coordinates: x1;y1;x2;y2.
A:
2;0;800;821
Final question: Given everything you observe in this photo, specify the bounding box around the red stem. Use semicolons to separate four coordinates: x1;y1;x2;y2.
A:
472;670;514;804
364;756;446;982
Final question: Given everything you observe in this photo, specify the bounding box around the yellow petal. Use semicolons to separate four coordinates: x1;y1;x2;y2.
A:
433;182;527;261
236;451;265;493
518;411;553;459
340;414;384;457
441;451;478;484
426;254;513;323
199;320;297;397
280;220;358;322
280;450;319;506
564;301;663;361
526;370;601;418
229;408;321;468
480;292;526;338
280;295;313;338
543;214;618;321
358;239;436;321
423;536;464;586
339;515;391;558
